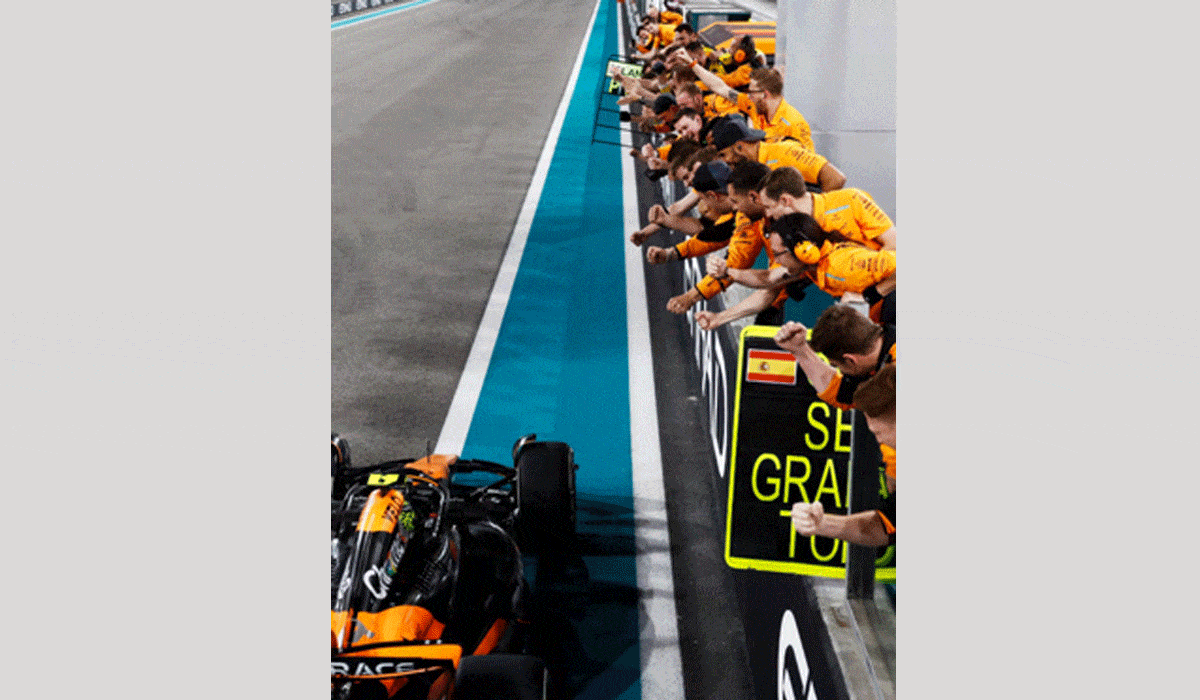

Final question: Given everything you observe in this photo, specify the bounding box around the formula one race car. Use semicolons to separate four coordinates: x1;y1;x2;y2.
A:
331;433;577;700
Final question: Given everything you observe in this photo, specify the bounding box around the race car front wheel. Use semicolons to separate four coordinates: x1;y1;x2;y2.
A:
514;440;576;555
453;654;548;700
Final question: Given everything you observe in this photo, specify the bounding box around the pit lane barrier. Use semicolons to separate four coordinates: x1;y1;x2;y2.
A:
622;3;895;698
331;0;403;19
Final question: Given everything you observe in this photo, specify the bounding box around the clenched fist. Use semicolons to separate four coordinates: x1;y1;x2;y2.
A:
790;502;825;536
773;321;810;353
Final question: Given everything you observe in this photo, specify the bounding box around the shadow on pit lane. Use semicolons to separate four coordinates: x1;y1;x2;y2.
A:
523;496;641;700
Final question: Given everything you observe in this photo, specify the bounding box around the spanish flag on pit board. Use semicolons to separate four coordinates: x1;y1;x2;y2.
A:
745;349;797;385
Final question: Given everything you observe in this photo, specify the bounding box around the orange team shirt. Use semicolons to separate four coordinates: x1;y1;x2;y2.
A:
752;98;814;151
817;340;897;410
655;23;677;45
659;10;684;25
703;91;752;120
811;189;894;250
757;140;828;184
695;213;768;299
675;211;736;260
881;444;896;480
806;245;895;297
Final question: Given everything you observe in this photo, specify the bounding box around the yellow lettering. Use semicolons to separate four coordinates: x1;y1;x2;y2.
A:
367;473;399;486
875;545;895;567
752;453;781;502
834;408;853;452
805;402;830;450
814;458;843;509
810;535;840;562
781;509;798;558
783;455;811;504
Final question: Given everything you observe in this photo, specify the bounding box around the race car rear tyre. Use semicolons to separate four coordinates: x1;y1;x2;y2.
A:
515;441;576;554
453;654;548;700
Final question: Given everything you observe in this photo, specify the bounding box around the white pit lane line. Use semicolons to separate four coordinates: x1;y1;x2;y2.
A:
617;8;686;700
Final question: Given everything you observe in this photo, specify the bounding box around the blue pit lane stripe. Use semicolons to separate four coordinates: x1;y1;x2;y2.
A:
331;0;443;30
433;1;667;698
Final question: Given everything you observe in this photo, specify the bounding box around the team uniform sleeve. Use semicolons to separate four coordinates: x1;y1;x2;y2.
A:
880;444;896;481
850;190;895;243
674;213;735;259
816;371;857;410
693;218;762;299
676;237;729;260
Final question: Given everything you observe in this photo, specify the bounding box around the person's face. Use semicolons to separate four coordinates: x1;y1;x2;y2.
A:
726;186;764;217
699;190;732;212
767;232;803;275
747;80;768;112
759;190;801;219
865;413;896;448
675;114;702;140
719;142;747;165
829;353;872;377
676;90;702;112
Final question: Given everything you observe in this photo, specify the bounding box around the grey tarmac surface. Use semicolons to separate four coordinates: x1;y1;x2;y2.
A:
332;0;597;465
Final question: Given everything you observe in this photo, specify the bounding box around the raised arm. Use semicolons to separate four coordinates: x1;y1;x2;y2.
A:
790;502;890;547
694;288;777;331
773;322;837;394
666;48;739;102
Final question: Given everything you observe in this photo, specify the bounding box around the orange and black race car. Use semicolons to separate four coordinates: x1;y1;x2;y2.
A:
331;433;577;700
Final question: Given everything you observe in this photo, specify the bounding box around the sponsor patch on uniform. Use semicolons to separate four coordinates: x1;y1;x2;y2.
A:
746;349;797;385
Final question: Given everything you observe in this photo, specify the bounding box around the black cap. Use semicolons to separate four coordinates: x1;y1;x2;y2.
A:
711;116;766;151
652;93;677;115
691;160;732;193
646;60;668;76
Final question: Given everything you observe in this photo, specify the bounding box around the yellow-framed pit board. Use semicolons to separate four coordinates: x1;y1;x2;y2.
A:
724;325;895;581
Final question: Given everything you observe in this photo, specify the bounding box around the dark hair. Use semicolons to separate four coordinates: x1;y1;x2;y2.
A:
768;212;852;250
663;137;702;169
759;166;808;200
727;160;771;194
809;304;884;359
671;106;702;124
852;363;896;419
749;67;783;95
672;144;716;175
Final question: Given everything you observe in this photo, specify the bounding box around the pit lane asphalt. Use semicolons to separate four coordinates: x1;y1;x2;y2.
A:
332;0;597;466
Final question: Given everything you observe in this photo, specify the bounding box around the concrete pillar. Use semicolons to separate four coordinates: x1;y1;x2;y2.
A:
777;0;897;220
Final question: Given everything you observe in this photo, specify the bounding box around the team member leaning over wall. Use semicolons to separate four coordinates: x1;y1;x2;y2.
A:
665;161;788;323
629;141;711;246
696;211;895;330
758;166;896;251
643;159;737;265
670;49;814;150
711;118;846;193
790;363;897;547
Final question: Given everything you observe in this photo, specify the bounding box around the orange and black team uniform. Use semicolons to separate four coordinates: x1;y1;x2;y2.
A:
692;212;789;323
672;211;737;260
816;324;896;411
